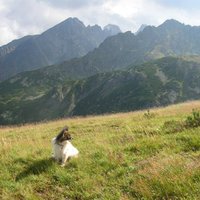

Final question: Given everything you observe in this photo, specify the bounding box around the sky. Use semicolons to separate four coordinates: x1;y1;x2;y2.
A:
1;0;200;46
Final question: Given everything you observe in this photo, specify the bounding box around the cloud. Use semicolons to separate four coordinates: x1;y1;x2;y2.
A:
156;0;200;10
0;0;200;46
0;0;68;45
38;0;106;9
103;0;200;30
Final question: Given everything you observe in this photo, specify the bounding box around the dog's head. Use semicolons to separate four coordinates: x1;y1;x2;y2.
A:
56;126;72;143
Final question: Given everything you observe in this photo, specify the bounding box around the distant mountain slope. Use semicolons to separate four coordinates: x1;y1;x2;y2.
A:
0;35;33;58
2;19;200;83
73;56;200;115
0;17;121;81
1;57;200;124
140;19;200;59
18;19;200;82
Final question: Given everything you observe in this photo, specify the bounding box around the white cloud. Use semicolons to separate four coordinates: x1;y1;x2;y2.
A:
0;0;200;46
38;0;107;10
102;0;197;30
0;0;70;45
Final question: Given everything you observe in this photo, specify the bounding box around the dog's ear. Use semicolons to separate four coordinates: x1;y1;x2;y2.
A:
62;126;69;132
56;126;69;142
65;126;69;131
63;132;72;140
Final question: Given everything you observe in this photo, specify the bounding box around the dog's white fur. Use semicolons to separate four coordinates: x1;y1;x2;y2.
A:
52;137;79;166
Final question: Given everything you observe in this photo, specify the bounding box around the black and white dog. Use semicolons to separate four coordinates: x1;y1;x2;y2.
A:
52;126;79;167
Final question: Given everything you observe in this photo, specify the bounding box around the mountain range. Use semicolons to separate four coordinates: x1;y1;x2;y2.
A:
0;17;121;81
15;19;200;82
1;56;200;124
1;18;200;124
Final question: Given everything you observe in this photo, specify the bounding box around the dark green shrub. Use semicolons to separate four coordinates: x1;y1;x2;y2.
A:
185;109;200;128
162;120;185;134
163;109;200;134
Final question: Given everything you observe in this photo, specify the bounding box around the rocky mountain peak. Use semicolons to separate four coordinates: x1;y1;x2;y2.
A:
159;19;184;29
61;17;85;27
42;17;86;35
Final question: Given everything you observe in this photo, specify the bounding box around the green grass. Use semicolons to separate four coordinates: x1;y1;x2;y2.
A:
0;101;200;199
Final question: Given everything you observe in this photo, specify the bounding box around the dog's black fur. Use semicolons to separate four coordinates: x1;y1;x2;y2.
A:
52;126;79;166
55;126;72;144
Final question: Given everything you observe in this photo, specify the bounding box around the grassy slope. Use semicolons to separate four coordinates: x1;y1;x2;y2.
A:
0;101;200;200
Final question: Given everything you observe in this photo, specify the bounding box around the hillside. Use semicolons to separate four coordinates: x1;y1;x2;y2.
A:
23;19;200;82
0;101;200;199
0;17;121;81
2;19;200;82
1;57;200;125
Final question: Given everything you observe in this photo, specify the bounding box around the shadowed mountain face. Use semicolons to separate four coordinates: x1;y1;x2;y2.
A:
1;19;200;82
2;19;200;124
2;19;200;83
1;57;200;125
14;19;200;83
0;17;121;81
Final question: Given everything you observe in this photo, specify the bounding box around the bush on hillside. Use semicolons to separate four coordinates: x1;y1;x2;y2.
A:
162;120;185;134
185;109;200;128
163;109;200;134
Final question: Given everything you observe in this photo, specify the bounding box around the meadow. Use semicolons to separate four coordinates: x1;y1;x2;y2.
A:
0;101;200;200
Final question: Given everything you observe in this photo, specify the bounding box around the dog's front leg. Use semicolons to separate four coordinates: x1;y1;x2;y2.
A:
61;154;69;167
